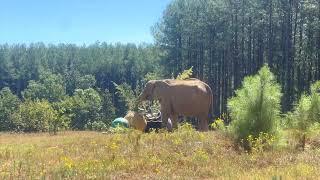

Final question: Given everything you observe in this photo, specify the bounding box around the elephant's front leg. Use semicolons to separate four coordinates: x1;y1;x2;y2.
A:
170;114;178;129
161;112;172;131
160;102;173;131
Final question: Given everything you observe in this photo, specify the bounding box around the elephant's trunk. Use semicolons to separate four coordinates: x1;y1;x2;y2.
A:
137;92;150;103
137;94;144;103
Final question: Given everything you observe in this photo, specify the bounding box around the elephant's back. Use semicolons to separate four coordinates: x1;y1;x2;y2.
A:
168;80;211;113
168;79;211;96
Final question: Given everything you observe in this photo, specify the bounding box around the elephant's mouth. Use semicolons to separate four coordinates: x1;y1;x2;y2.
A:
146;95;152;101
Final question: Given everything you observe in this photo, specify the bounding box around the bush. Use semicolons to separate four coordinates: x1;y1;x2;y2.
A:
85;121;108;131
292;95;313;131
64;88;103;130
228;65;282;148
13;100;59;132
0;87;20;131
49;102;71;134
176;66;193;80
100;89;116;126
210;118;227;131
245;132;276;153
309;81;320;123
113;82;139;111
287;81;320;149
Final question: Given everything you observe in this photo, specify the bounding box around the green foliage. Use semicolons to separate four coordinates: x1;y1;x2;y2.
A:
228;65;282;145
22;71;66;102
309;81;320;123
50;102;71;134
0;43;162;132
210;118;226;131
99;89;116;126
113;82;139;112
0;87;20;131
143;71;163;82
85;121;107;131
245;132;276;153
176;66;193;80
289;81;320;128
64;88;103;130
154;0;320;115
75;75;96;90
13;100;58;132
286;81;320;149
291;95;313;131
108;125;130;134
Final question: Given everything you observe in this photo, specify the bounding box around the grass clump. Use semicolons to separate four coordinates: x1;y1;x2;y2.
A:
228;65;282;150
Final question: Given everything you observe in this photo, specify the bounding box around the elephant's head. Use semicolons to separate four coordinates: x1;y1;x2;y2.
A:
138;80;168;103
138;80;156;102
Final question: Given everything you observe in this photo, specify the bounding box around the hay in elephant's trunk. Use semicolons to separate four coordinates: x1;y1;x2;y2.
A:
124;111;147;132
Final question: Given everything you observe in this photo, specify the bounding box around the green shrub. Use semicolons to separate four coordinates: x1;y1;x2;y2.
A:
176;66;193;80
309;81;320;123
245;132;276;153
210;118;227;131
292;94;313;131
49;102;71;134
291;81;320;127
228;65;282;148
287;81;320;149
64;88;103;130
13;100;59;132
143;71;163;83
100;89;116;126
85;121;108;131
113;82;138;111
0;87;20;131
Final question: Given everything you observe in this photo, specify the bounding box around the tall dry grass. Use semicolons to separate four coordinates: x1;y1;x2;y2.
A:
0;125;319;179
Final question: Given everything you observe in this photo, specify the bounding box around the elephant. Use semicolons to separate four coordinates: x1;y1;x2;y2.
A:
138;78;213;131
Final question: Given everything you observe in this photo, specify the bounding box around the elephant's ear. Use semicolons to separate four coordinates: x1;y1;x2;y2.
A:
149;85;155;98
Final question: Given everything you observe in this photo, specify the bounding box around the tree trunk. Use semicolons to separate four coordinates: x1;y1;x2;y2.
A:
268;0;274;68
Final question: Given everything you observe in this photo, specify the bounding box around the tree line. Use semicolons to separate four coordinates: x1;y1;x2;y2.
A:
0;43;162;132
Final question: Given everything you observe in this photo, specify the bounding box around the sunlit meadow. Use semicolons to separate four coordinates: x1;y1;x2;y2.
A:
0;124;319;179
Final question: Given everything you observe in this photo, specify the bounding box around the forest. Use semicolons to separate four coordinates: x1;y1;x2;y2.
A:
153;0;320;115
0;0;319;132
0;0;320;179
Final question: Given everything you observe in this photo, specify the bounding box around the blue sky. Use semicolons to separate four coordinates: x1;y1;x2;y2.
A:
0;0;171;45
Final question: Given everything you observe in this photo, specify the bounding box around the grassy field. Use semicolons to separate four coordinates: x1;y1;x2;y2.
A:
0;126;319;179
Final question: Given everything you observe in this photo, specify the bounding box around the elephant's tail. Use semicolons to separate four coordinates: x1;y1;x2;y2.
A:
205;84;214;122
209;93;214;121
